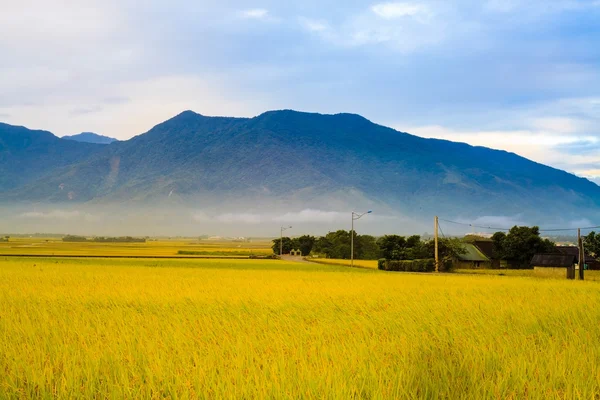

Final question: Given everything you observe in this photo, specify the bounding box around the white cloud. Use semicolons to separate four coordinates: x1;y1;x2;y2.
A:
371;2;428;19
298;17;330;33
240;9;269;19
404;124;600;182
273;209;345;223
485;0;600;14
528;117;587;134
299;2;444;51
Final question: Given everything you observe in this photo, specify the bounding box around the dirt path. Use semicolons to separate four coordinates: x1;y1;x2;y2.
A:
280;255;314;264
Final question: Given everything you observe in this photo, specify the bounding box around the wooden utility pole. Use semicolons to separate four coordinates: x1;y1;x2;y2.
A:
579;228;585;280
434;216;439;272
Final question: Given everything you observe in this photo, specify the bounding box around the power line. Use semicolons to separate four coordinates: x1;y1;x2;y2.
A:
438;222;447;239
439;218;510;232
439;218;600;233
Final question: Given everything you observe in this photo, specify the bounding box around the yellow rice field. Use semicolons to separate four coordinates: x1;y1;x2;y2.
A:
308;257;379;269
0;237;273;257
2;257;600;398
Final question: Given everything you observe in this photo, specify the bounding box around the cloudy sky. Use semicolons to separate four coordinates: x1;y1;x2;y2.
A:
1;0;599;182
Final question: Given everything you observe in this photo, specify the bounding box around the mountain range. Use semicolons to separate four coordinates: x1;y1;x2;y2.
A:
1;110;599;233
62;132;118;144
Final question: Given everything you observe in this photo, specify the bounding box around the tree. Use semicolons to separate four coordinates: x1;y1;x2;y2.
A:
294;235;316;256
271;237;294;255
423;238;466;262
313;236;333;256
376;234;428;260
355;235;380;259
491;232;507;259
585;231;600;258
495;226;555;268
376;235;406;260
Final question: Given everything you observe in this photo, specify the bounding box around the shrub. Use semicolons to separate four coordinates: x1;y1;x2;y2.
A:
378;259;436;272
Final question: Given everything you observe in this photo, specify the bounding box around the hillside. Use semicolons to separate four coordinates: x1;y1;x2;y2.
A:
1;111;599;224
0;123;105;191
62;132;117;144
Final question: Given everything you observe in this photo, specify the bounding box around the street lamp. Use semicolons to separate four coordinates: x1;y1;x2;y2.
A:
351;210;372;267
280;226;292;256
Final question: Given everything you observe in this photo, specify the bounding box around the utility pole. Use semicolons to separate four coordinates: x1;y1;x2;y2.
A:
434;216;439;272
579;228;585;280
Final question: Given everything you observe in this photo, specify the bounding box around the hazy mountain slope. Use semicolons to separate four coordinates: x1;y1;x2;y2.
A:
0;123;105;191
1;111;599;222
62;132;117;144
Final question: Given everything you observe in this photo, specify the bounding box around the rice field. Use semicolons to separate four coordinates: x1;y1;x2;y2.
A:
308;257;379;269
0;237;273;257
2;256;600;398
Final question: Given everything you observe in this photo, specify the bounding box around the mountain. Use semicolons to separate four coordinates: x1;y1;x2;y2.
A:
0;123;105;192
1;110;599;227
62;132;117;144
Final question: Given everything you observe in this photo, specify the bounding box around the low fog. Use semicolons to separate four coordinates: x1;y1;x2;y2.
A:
0;200;592;239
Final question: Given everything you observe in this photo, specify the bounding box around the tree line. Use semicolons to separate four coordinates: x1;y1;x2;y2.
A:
273;225;599;270
272;230;464;261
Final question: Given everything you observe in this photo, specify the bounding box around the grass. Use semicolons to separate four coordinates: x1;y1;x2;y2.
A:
2;256;600;398
457;268;600;281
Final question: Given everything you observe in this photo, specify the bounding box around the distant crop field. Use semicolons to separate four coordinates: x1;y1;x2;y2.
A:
308;257;379;269
2;257;600;398
0;237;273;257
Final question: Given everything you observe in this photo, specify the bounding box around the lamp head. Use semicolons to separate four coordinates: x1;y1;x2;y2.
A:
367;210;372;214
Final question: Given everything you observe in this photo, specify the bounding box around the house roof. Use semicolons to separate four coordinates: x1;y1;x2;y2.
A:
457;243;489;262
472;240;495;259
531;254;575;268
556;246;596;263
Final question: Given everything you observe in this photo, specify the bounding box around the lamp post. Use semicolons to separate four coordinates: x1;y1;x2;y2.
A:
351;210;372;267
280;226;292;256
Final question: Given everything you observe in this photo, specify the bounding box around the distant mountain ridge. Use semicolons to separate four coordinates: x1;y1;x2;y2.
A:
62;132;117;144
0;111;599;224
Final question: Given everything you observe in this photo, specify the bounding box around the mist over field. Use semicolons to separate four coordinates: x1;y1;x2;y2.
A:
0;201;591;238
0;203;419;237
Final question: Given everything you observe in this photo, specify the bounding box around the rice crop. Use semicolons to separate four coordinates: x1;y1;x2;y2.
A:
1;257;600;398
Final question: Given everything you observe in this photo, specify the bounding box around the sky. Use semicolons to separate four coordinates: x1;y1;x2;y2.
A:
1;0;599;183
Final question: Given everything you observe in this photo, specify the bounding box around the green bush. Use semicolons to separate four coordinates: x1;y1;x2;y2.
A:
378;259;436;272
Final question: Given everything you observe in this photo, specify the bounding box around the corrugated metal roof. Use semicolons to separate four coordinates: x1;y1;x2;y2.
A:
457;243;489;262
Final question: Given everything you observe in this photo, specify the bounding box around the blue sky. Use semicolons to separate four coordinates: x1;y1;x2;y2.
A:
1;0;599;182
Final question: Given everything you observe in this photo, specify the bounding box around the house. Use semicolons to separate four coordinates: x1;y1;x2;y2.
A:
470;240;501;268
530;254;576;278
455;243;491;269
462;236;502;268
556;246;600;270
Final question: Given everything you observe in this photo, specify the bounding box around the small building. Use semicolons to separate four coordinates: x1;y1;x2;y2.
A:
470;240;501;268
530;254;575;278
290;249;303;256
455;243;491;269
556;246;600;270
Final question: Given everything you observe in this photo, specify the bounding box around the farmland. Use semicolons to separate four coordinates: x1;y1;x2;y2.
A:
2;255;600;398
0;237;273;257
